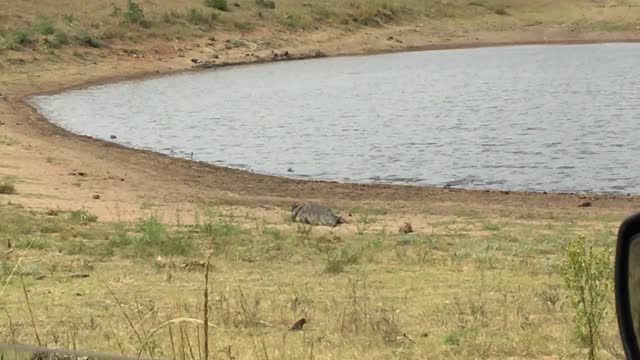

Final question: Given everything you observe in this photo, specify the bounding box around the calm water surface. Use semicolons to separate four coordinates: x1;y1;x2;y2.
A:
30;43;640;193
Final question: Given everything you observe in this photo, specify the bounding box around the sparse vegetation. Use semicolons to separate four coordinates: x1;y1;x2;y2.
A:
561;234;613;359
75;31;101;48
34;17;55;36
0;203;625;358
0;177;16;194
255;0;275;9
123;0;151;28
205;0;229;12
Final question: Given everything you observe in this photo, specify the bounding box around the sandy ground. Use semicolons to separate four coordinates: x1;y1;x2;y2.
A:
2;25;640;223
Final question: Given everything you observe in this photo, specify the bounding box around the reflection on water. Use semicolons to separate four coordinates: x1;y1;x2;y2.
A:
30;43;640;193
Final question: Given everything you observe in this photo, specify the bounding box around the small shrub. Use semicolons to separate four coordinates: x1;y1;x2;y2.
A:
205;0;229;11
561;234;612;360
0;177;16;194
34;17;55;35
493;6;509;16
123;0;150;28
255;0;275;9
76;31;101;48
11;30;32;47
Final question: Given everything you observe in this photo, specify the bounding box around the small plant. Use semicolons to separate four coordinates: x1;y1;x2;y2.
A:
0;177;16;194
296;223;312;235
123;0;150;28
62;13;75;24
34;17;55;35
11;30;32;47
205;0;229;11
255;0;275;9
561;234;612;360
47;32;69;48
67;209;98;225
76;31;101;48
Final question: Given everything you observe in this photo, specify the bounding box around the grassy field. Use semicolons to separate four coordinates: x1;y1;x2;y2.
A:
2;0;640;56
0;202;625;359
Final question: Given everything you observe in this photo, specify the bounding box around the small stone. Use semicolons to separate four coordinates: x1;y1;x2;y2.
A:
287;168;294;173
579;201;592;208
110;135;117;140
190;58;199;64
92;194;101;200
399;222;413;234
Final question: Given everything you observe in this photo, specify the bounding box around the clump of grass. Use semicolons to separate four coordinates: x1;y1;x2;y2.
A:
10;29;32;48
324;247;361;274
0;177;16;194
111;216;192;257
62;13;75;24
47;32;69;48
185;8;219;26
34;17;55;36
66;209;98;225
205;0;229;11
75;31;101;48
255;0;275;9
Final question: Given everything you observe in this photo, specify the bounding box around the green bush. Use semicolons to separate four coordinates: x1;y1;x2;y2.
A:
0;177;16;194
561;234;612;360
255;0;275;9
34;17;55;35
123;0;150;27
205;0;229;11
76;31;101;48
11;30;32;47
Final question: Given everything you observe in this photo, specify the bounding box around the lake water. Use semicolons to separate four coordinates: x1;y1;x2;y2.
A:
29;43;640;193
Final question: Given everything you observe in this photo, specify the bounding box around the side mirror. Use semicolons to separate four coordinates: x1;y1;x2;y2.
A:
616;212;640;358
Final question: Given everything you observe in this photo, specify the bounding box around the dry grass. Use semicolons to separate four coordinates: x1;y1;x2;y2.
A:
0;203;627;359
2;0;640;54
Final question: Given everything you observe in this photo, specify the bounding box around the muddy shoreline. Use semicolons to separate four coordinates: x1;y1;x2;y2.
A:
5;32;640;219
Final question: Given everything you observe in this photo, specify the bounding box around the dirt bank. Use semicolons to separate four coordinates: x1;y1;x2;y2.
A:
2;26;640;222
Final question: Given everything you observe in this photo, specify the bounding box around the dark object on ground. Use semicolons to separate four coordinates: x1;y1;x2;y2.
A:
290;318;306;331
190;58;199;64
66;273;90;278
110;134;117;140
92;194;100;200
399;222;413;234
287;167;294;173
233;2;240;7
579;201;592;207
291;202;344;226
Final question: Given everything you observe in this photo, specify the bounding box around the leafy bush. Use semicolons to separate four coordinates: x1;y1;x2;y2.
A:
561;234;612;360
205;0;229;11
